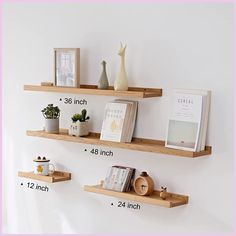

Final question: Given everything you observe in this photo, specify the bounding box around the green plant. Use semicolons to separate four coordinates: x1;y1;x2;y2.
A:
71;113;81;122
71;109;90;122
41;104;60;119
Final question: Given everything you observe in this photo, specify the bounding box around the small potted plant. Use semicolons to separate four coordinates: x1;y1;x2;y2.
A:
41;104;60;134
69;109;90;137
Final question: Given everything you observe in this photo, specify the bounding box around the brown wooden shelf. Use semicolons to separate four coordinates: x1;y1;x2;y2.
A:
26;129;211;158
84;183;189;208
18;171;71;183
24;84;162;98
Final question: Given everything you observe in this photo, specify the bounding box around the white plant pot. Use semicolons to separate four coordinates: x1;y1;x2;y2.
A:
69;121;89;137
45;118;59;134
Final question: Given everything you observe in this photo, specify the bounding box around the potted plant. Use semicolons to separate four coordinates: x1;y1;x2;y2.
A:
69;109;90;137
41;104;60;134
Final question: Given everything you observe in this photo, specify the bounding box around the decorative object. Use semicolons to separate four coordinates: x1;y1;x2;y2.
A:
69;109;90;137
133;171;154;196
98;61;109;89
160;186;168;200
41;104;60;134
54;48;80;87
114;43;128;91
41;82;53;86
33;156;55;176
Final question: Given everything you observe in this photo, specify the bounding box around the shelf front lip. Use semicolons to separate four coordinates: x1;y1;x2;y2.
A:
84;184;189;208
24;85;162;98
26;130;211;158
18;171;71;183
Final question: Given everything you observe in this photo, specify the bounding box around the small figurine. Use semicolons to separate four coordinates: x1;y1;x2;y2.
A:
160;186;168;200
98;61;109;89
114;43;128;91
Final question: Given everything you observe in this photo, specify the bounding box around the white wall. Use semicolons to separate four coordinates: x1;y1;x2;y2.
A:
2;2;234;234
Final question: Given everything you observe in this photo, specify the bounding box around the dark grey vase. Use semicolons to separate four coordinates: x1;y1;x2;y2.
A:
98;61;109;89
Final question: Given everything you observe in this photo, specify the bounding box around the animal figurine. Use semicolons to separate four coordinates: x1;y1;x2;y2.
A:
160;186;168;200
114;43;128;91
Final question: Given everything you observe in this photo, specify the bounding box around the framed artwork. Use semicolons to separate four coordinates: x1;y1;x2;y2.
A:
54;48;80;87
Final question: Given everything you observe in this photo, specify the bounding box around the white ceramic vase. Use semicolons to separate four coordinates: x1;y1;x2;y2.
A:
114;43;128;91
69;121;89;137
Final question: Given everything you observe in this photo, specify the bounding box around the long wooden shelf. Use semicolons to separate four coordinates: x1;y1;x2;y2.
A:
84;183;188;208
24;84;162;98
26;129;211;158
18;171;71;183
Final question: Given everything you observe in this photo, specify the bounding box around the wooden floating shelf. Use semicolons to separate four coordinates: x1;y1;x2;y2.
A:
18;171;71;183
84;183;189;208
24;84;162;98
26;129;211;158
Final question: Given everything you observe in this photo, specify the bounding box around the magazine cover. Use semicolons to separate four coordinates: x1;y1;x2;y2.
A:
165;93;203;151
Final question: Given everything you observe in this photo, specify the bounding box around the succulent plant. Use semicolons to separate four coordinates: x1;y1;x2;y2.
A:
71;113;81;122
71;109;90;122
41;104;60;119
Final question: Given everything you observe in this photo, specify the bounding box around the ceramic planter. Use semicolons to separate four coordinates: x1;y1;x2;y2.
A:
69;121;89;137
45;118;59;134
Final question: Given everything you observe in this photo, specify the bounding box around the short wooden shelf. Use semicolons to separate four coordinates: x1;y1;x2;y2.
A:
84;183;189;208
24;84;162;98
26;129;211;158
18;171;71;183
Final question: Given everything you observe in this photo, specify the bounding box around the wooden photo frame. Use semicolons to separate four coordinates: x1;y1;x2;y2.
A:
54;48;80;87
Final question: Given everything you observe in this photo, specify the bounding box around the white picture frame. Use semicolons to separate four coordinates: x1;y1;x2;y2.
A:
54;48;80;87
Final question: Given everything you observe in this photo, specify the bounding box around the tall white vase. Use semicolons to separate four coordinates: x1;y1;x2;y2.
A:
114;44;128;91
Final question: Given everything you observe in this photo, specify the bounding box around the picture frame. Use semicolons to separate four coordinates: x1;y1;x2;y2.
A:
54;48;80;87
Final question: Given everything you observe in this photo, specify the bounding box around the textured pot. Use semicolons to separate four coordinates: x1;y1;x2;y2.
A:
45;118;59;134
69;121;89;137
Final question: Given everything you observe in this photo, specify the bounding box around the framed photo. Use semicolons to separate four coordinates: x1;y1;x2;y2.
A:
54;48;80;87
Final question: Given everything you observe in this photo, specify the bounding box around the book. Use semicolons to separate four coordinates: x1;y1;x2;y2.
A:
165;91;203;152
171;89;211;151
100;100;138;142
123;168;136;192
103;165;136;192
100;102;128;142
113;100;138;142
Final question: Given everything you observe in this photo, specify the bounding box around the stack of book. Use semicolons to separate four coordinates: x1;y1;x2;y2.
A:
103;166;136;192
165;89;211;152
100;99;138;142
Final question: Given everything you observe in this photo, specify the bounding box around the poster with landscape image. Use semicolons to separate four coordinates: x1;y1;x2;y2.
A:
166;120;198;149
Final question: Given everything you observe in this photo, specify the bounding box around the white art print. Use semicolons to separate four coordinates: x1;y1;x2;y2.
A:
54;48;80;87
165;93;203;151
